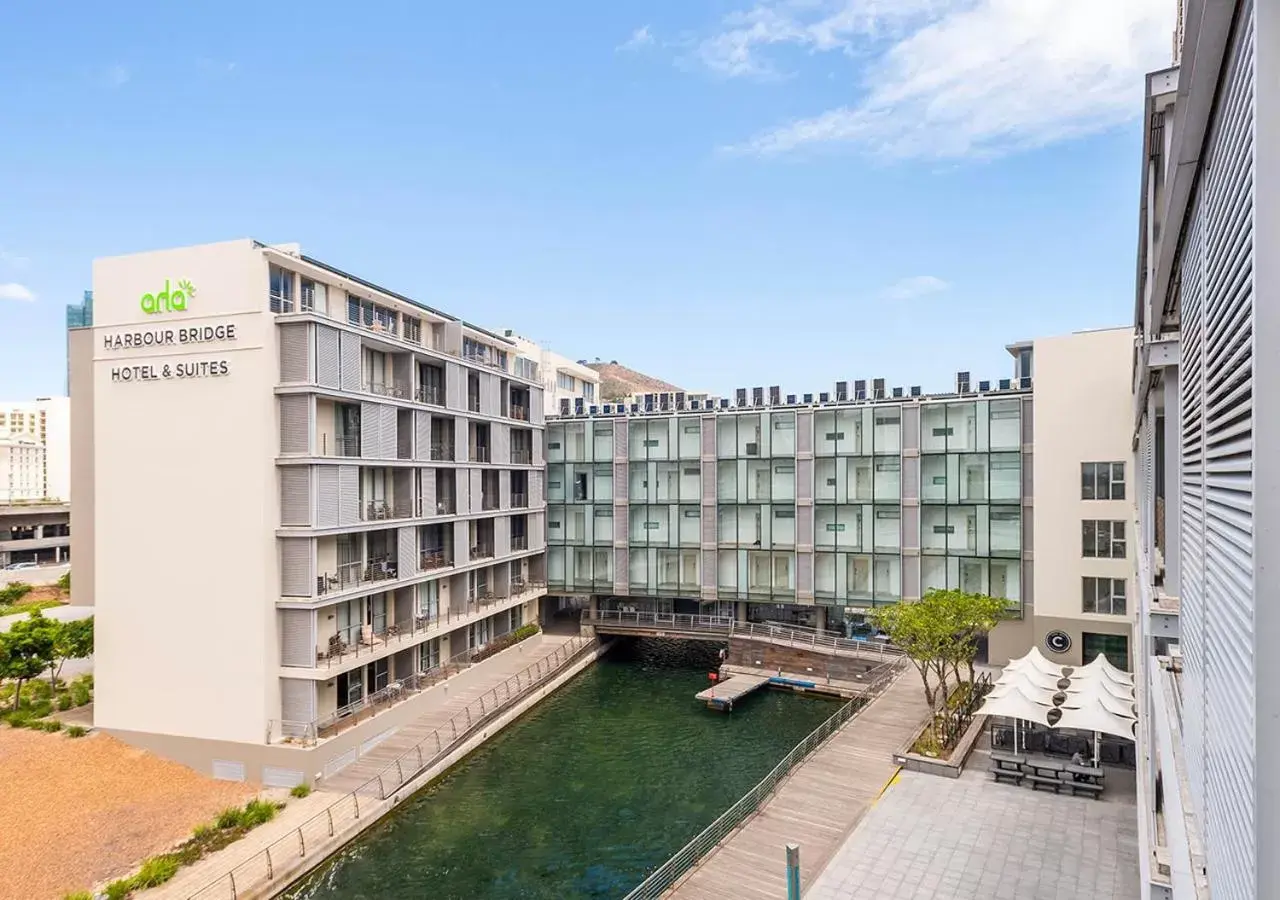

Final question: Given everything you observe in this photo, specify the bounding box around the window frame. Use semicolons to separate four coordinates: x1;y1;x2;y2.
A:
1082;519;1127;559
1082;576;1127;615
1081;461;1126;500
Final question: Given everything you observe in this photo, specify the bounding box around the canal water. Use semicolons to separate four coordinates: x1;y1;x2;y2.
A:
285;639;839;900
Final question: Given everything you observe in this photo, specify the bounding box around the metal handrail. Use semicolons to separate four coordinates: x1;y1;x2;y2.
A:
588;610;734;632
623;668;901;900
735;621;903;660
194;637;596;900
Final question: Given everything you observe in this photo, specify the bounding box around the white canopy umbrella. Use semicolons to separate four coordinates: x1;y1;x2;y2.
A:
979;686;1052;754
1051;702;1137;764
990;666;1063;697
1061;672;1135;705
1057;682;1137;721
1078;653;1134;686
1005;646;1070;679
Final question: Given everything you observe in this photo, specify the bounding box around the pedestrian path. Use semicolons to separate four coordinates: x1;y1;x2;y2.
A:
667;669;931;900
320;633;576;793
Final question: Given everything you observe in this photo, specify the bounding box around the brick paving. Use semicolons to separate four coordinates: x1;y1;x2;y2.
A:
805;748;1139;900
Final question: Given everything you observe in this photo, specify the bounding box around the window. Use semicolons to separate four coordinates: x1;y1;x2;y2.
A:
1082;633;1129;671
514;356;538;381
1082;520;1126;558
583;382;595;402
269;265;294;312
1081;462;1126;500
1082;577;1127;615
557;372;576;391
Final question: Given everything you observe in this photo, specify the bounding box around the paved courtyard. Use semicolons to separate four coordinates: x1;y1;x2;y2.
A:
805;749;1139;900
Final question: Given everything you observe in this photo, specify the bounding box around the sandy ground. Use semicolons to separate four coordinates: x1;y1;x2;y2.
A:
0;729;256;900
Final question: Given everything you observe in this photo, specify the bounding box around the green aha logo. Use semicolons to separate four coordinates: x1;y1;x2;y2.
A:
140;279;196;314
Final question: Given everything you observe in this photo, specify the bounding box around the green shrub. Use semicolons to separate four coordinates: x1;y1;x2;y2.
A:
27;680;52;701
290;783;312;798
191;823;216;841
57;693;74;711
104;878;134;900
29;699;53;718
4;710;32;728
133;854;180;888
70;683;91;707
66;725;88;738
57;571;71;592
214;806;246;830
0;581;32;605
62;892;94;900
241;798;279;828
37;719;63;733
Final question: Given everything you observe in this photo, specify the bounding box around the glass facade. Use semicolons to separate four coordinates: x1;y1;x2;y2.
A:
546;396;1026;612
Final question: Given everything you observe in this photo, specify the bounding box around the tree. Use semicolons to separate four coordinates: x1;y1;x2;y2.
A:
1;611;58;710
50;616;93;688
869;589;1009;710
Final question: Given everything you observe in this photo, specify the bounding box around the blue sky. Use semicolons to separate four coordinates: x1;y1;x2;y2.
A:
0;0;1174;400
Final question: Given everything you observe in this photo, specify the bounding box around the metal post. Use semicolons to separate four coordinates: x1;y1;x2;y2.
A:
786;844;801;900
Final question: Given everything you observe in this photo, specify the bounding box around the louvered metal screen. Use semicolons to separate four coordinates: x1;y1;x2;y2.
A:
279;538;314;597
1191;9;1255;897
280;468;312;526
278;323;311;383
279;395;310;455
315;325;340;388
338;466;360;525
315;467;339;528
279;610;316;668
339;331;361;392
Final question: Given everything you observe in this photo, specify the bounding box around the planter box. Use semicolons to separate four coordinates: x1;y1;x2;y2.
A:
893;714;988;779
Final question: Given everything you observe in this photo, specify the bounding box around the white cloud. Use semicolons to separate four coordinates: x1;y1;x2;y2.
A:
706;0;1175;159
618;25;655;52
0;283;36;303
105;64;130;88
697;0;937;78
881;275;950;301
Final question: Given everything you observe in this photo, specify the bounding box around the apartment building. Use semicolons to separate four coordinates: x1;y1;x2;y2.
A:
1131;2;1275;898
546;336;1134;667
501;330;600;416
0;397;70;503
71;239;548;783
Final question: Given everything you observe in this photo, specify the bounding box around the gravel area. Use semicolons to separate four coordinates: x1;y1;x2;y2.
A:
0;729;256;900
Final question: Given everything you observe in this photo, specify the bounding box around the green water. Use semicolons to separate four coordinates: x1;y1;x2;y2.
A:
285;639;839;900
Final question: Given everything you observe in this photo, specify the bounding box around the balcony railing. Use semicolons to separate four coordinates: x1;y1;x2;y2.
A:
509;406;530;422
417;384;445;406
511;534;529;551
365;380;411;400
482;495;499;511
363;500;393;521
434;496;456;515
511;492;528;508
430;442;454;461
510;450;533;465
316;556;398;595
306;587;549;672
420;549;451;571
470;445;491;463
471;542;495;560
321;433;361;457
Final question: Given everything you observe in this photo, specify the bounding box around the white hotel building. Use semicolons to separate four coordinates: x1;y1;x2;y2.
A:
71;239;550;781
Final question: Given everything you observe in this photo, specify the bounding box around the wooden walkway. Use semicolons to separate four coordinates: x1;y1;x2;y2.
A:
321;634;577;793
667;669;931;900
696;674;769;710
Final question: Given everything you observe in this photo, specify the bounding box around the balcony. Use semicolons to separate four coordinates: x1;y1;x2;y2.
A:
468;394;481;413
510;406;530;422
365;380;411;400
511;492;528;509
416;385;444;406
510;449;533;465
361;499;411;522
430;442;454;461
511;534;529;551
321;434;361;457
419;548;452;571
435;496;456;515
316;557;398;596
481;494;499;512
471;542;495;560
470;445;491;463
